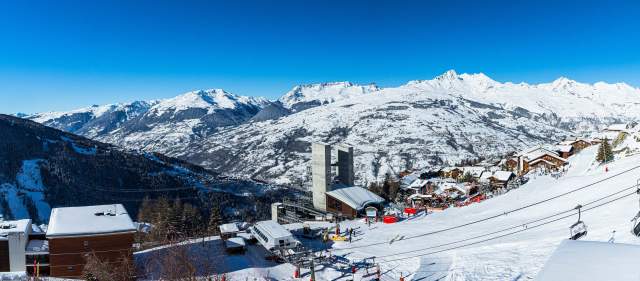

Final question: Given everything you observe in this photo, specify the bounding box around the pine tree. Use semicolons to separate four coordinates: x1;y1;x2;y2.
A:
603;138;614;163
596;140;605;162
208;202;222;235
182;203;202;235
168;197;183;236
137;196;153;222
596;138;614;163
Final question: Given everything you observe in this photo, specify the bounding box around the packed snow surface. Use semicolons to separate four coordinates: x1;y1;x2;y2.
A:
535;240;640;281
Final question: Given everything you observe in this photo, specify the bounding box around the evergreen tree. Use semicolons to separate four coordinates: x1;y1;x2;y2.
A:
460;172;474;183
596;138;614;163
168;197;184;236
207;202;223;235
182;203;202;235
137;196;153;222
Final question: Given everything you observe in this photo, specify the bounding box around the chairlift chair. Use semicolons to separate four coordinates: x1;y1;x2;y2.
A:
569;204;588;240
631;211;640;237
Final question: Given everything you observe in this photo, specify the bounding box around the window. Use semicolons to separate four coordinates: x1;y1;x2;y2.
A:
332;199;342;210
67;266;74;271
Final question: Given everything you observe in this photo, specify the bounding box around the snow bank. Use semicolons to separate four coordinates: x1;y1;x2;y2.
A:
536;240;640;281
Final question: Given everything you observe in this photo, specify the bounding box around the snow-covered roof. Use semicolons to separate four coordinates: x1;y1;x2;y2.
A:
536;240;640;281
219;223;240;234
560;138;590;146
400;172;420;186
253;220;293;240
0;219;31;240
555;145;573;153
225;237;246;249
440;166;462;173
460;166;485;177
442;184;466;194
404;179;430;190
325;186;385;210
521;147;566;163
479;171;493;180
407;194;433;200
605;123;628;132
47;204;136;237
26;239;49;254
491;171;515;182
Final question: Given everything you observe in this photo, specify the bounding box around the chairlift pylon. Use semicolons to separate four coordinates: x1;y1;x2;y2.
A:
569;204;588;240
631;179;640;237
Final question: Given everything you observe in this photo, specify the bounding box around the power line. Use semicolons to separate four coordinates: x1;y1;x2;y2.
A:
328;165;640;252
375;190;636;264
372;183;638;259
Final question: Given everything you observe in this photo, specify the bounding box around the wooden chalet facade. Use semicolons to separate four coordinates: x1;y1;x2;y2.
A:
0;240;8;272
326;194;358;218
46;204;136;279
439;167;463;179
325;186;385;219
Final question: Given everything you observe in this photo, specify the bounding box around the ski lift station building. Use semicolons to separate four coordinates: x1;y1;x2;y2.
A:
251;220;299;251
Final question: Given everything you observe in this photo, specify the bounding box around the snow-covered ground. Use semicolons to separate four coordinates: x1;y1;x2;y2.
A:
198;146;640;280
325;147;640;280
536;240;640;281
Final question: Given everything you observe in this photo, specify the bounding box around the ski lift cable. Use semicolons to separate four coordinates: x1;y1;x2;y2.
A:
375;190;637;264
325;166;640;252
371;183;637;259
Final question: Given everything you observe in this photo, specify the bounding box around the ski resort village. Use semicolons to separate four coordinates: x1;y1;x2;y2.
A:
2;118;640;280
4;2;640;279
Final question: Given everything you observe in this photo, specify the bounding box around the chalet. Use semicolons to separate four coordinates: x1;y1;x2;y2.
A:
460;166;486;179
325;186;385;219
403;179;435;195
504;157;519;172
559;139;591;152
0;219;31;273
489;171;516;189
46;204;136;279
516;146;568;174
439;167;463;179
479;171;493;183
555;145;574;158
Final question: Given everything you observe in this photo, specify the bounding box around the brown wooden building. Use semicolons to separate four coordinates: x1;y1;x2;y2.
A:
325;186;385;219
46;204;136;279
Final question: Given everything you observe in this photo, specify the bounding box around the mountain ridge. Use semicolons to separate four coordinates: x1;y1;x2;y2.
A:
18;70;640;185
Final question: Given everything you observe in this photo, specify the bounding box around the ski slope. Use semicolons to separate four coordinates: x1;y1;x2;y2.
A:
171;146;640;281
324;147;640;280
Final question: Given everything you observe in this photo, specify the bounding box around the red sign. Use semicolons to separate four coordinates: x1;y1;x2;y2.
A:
383;215;398;224
404;207;417;214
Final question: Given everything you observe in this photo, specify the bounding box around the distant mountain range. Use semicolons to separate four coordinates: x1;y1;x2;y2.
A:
21;70;640;186
0;114;276;223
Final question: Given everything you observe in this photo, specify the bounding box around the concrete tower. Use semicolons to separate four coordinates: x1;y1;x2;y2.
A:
312;143;332;211
336;145;355;186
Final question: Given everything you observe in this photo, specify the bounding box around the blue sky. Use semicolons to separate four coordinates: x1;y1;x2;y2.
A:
1;0;639;114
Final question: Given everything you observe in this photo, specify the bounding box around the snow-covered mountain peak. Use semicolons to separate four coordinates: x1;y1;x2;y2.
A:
435;69;460;81
150;88;266;115
548;76;579;90
278;81;379;110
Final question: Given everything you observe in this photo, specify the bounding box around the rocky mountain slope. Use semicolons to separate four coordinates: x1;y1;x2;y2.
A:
0;114;274;223
25;71;640;186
